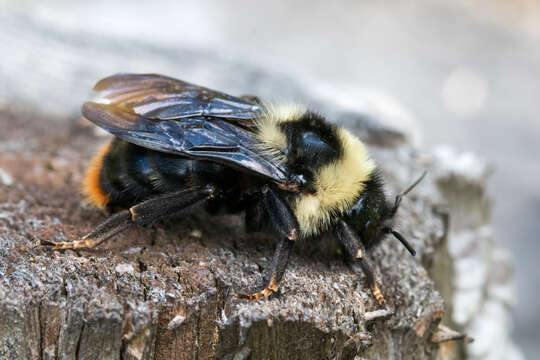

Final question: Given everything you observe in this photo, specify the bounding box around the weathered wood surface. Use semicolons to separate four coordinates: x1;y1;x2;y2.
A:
0;5;522;358
0;104;453;359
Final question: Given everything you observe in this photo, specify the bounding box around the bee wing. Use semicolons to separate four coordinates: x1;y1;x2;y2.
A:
91;73;264;124
82;101;288;184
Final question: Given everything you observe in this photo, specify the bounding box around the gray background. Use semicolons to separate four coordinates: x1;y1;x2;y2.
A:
0;0;538;357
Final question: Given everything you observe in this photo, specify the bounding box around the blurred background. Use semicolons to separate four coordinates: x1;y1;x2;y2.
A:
0;0;538;358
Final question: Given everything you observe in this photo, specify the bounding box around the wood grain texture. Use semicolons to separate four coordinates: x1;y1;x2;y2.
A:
0;7;518;357
0;106;451;359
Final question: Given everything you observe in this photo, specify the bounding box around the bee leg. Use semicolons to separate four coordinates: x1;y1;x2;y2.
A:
359;254;388;307
43;210;132;250
237;186;298;300
44;185;216;250
336;220;391;309
236;238;295;300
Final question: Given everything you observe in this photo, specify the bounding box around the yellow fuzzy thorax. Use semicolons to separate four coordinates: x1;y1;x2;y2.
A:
255;104;375;237
254;103;306;163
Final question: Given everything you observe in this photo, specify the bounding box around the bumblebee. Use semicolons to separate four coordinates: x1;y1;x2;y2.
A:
47;74;424;305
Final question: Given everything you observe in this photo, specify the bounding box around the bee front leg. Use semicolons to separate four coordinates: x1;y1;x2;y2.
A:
43;185;216;250
237;186;298;300
336;220;393;315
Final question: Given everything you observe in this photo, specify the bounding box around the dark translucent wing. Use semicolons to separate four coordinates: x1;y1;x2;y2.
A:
82;102;288;183
92;73;264;124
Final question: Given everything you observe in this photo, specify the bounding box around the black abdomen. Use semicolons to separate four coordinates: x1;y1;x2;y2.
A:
99;139;231;208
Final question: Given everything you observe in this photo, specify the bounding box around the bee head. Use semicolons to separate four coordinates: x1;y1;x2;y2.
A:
345;171;426;256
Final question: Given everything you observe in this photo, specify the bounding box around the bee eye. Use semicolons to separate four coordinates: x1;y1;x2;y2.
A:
292;174;308;186
290;173;317;194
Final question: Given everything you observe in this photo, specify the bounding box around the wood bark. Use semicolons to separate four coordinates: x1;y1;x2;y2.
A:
0;105;450;359
0;8;520;358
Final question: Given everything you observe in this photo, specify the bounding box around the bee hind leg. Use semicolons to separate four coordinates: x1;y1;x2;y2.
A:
44;185;216;250
42;210;132;250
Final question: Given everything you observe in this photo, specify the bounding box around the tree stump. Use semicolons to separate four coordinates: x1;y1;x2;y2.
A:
0;7;522;357
1;104;452;360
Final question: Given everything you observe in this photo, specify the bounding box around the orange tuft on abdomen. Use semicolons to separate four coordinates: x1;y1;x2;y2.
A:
82;140;112;210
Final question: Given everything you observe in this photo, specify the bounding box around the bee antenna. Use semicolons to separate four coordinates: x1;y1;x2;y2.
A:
384;227;416;256
392;170;427;215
